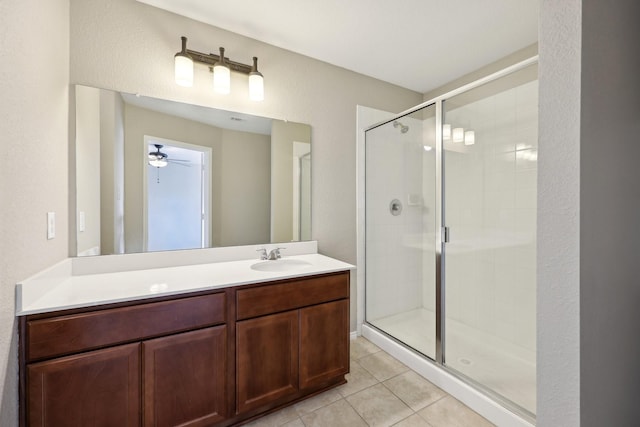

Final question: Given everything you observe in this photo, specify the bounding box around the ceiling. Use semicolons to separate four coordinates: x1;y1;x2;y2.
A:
121;92;272;135
137;0;538;93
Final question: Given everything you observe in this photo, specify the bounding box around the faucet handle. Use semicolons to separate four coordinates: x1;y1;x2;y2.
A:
268;247;285;260
256;248;268;260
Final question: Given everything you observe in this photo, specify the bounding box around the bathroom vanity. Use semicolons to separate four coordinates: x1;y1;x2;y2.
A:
16;250;352;427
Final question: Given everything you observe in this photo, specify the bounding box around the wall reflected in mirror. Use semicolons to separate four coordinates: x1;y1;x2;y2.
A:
73;85;311;256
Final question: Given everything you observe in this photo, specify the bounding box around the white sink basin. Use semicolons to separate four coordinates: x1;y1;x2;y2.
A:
250;259;313;272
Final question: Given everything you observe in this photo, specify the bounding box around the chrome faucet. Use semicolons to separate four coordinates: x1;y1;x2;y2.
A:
256;247;285;260
267;248;284;260
256;248;268;260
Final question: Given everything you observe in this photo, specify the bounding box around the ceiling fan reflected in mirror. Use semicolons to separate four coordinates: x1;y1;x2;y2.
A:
147;144;191;168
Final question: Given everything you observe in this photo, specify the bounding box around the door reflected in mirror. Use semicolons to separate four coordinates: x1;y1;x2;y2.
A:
73;85;311;256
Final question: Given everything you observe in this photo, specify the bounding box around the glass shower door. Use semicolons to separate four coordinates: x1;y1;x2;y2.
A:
365;104;437;359
442;64;538;414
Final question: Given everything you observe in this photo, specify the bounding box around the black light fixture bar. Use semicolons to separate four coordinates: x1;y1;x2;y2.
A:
186;49;253;75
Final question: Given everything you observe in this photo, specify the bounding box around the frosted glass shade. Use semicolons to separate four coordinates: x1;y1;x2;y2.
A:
174;55;193;87
443;124;451;140
464;130;475;146
213;64;231;94
249;73;264;101
452;127;464;143
149;158;168;168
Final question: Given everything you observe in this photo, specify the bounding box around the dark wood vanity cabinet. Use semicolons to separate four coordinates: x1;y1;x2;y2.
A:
21;292;229;427
236;311;300;413
19;270;350;427
27;343;141;426
142;326;228;427
235;272;350;415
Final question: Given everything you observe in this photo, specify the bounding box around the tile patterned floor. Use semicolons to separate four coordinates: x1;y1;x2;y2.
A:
245;337;494;427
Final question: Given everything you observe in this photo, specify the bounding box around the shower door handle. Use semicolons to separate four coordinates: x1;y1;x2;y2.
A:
442;226;450;243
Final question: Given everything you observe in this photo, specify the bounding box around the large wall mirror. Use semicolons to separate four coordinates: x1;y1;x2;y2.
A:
72;85;311;256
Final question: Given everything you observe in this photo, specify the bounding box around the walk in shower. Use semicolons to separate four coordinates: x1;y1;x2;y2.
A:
364;59;537;421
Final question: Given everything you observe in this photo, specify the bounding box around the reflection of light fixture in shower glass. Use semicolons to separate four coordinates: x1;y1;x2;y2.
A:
464;130;475;146
443;124;451;140
423;145;433;151
452;127;464;143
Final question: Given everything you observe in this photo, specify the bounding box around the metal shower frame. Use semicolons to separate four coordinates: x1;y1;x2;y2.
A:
363;54;539;422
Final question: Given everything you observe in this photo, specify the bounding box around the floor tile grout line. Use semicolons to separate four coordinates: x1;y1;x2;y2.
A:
341;394;371;427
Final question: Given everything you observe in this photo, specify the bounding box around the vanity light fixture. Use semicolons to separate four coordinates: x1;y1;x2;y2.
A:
174;36;265;101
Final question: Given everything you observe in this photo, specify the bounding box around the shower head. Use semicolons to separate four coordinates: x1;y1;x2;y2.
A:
393;121;409;134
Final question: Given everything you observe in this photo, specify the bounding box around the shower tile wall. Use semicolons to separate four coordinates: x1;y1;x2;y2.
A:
445;80;537;359
365;117;427;321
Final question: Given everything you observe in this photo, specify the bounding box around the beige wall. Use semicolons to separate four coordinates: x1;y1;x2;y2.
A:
219;129;271;246
0;0;70;425
75;85;102;255
270;120;311;243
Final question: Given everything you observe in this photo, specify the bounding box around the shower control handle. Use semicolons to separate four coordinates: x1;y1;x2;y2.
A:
389;199;403;216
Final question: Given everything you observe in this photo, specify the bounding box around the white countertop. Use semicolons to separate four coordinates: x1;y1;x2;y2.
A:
16;253;354;316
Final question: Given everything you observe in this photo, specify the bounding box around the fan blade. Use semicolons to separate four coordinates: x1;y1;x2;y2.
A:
167;160;191;167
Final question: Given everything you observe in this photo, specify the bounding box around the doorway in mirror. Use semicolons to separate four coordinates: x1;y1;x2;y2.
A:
144;136;212;252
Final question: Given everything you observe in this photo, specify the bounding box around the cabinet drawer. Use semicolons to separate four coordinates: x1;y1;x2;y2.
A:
27;292;225;362
236;272;349;320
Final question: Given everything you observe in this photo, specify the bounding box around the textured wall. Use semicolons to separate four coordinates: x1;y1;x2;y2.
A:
0;0;70;424
580;1;640;425
537;0;582;425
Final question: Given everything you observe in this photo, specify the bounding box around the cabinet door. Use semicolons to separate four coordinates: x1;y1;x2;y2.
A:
236;311;299;413
27;343;140;427
299;299;349;389
143;326;227;427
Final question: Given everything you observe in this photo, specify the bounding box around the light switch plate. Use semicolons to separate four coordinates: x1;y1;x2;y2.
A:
79;211;85;232
47;212;55;240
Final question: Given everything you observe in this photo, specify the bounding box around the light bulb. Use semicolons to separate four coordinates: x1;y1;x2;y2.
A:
149;158;168;168
213;47;230;94
452;127;464;143
464;131;475;146
174;37;193;87
175;55;193;87
443;124;451;140
213;64;230;94
249;57;264;101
